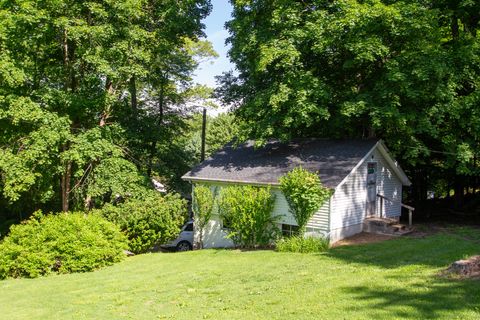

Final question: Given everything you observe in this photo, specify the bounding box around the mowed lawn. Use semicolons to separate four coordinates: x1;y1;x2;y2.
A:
1;231;480;320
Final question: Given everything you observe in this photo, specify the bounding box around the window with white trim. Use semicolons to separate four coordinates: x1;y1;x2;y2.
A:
282;224;299;237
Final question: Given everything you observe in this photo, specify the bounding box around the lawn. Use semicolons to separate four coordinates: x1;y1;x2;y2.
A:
1;230;479;320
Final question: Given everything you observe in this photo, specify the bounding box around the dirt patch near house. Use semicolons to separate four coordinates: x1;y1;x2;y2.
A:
332;223;480;247
407;223;480;242
332;232;395;247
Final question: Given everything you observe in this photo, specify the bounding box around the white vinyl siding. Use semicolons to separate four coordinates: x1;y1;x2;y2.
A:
271;189;297;225
272;188;330;235
330;147;403;233
307;198;330;234
330;159;369;230
374;149;402;217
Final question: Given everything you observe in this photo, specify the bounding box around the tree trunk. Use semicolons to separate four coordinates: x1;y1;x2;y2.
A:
84;195;93;211
62;28;70;90
451;16;459;40
60;27;74;212
130;74;137;114
201;108;207;161
100;78;115;126
454;174;465;208
412;167;427;207
61;161;72;212
147;82;165;177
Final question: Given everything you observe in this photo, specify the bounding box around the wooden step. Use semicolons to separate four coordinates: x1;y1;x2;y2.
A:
391;224;406;231
392;227;414;236
363;218;412;236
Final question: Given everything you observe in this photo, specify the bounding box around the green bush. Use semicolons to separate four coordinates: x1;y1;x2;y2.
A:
217;185;279;248
192;184;216;249
0;212;127;279
100;193;187;253
280;167;331;234
276;236;329;253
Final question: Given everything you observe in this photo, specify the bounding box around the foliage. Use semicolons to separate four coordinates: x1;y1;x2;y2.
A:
0;211;127;279
276;236;329;253
1;231;480;319
185;112;240;161
219;0;480;203
205;113;240;154
100;192;187;253
0;0;214;218
280;167;331;234
217;185;278;248
192;184;216;249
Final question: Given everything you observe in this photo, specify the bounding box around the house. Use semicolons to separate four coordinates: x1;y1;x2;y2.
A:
182;139;411;247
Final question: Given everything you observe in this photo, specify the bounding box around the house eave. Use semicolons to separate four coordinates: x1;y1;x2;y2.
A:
334;140;412;191
334;142;379;191
376;140;412;186
182;175;281;187
182;175;336;189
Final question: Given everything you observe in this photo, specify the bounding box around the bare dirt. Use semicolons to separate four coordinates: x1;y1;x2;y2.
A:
332;232;395;247
332;222;480;247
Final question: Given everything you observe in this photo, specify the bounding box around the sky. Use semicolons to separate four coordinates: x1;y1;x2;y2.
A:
192;0;235;88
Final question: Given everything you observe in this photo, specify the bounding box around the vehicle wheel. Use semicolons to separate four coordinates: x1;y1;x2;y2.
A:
176;241;192;252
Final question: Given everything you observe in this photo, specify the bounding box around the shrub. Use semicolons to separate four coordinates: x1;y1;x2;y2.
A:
276;236;329;253
192;184;216;249
100;192;187;253
0;211;127;279
217;185;279;248
280;167;331;234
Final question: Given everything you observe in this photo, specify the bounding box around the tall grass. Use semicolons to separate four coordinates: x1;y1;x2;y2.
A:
276;236;329;253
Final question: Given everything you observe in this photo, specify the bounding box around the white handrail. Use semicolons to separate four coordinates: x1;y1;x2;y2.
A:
377;194;415;227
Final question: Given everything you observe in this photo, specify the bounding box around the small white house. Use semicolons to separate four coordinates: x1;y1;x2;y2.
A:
182;139;411;247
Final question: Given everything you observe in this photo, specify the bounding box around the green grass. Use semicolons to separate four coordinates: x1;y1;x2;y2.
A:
1;232;480;319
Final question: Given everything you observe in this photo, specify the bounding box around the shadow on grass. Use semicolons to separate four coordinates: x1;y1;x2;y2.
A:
326;233;480;269
326;233;480;318
341;277;480;319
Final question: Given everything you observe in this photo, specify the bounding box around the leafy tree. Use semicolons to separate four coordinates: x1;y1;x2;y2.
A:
280;167;331;235
219;0;480;206
186;111;240;162
0;0;213;217
206;113;240;154
192;184;216;249
217;185;278;248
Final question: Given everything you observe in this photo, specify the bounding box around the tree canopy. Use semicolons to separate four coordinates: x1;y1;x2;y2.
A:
218;0;480;205
0;0;214;216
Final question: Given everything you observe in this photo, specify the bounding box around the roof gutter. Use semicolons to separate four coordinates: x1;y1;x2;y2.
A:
182;175;336;189
181;175;281;187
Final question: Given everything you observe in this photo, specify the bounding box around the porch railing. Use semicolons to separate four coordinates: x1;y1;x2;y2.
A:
377;194;415;227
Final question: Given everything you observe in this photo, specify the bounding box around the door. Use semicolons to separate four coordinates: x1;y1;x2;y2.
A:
366;162;377;217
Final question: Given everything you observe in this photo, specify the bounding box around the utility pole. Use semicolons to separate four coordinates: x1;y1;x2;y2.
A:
201;107;206;162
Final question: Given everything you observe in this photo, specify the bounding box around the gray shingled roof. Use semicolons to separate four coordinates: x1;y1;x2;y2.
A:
182;139;379;188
